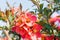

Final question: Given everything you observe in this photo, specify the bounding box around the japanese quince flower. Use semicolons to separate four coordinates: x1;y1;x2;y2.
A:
15;12;37;27
32;23;42;32
25;12;37;26
12;11;43;40
12;26;27;37
45;35;54;40
32;23;42;38
49;17;60;30
26;12;37;22
12;24;32;39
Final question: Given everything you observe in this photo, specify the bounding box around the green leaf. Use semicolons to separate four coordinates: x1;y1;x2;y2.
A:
37;21;52;30
37;21;53;34
54;0;60;4
38;4;43;13
39;4;43;10
0;17;6;21
44;8;47;16
0;17;3;20
0;27;3;30
8;15;13;22
58;32;60;37
43;23;52;30
8;12;14;22
44;8;51;17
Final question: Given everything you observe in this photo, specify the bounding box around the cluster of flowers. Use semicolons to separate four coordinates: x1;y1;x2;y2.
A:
11;7;60;40
0;7;60;40
11;8;43;40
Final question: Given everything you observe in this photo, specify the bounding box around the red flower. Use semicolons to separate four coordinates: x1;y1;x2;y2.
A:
30;16;37;22
24;33;31;40
49;17;60;25
32;23;42;38
26;12;32;18
16;27;28;37
35;32;41;38
12;26;25;36
12;26;17;32
45;35;54;40
33;23;42;32
26;12;37;23
49;17;60;30
11;11;43;40
55;37;59;40
57;26;60;30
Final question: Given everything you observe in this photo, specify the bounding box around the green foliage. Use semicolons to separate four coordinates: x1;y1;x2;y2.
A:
54;0;60;4
38;4;43;13
58;32;60;37
39;4;43;10
38;21;52;30
44;7;52;19
8;12;14;23
0;17;3;20
37;21;53;35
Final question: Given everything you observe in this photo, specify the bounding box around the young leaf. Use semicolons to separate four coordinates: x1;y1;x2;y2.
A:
38;21;52;30
39;4;43;10
19;3;22;11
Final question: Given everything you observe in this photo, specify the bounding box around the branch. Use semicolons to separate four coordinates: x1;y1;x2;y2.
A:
45;0;54;4
3;30;12;40
30;0;40;8
6;2;12;9
19;3;22;11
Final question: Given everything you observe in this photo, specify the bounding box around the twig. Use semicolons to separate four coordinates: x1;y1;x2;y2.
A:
30;0;40;9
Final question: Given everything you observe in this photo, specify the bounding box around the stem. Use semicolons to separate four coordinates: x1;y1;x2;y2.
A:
30;0;40;9
3;30;12;40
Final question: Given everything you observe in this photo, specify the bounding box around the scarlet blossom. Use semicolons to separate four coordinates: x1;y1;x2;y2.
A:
49;17;60;25
55;37;59;40
26;12;37;23
12;26;28;37
49;17;60;30
35;32;41;38
23;33;31;40
30;16;37;22
32;23;42;32
12;26;17;32
15;22;21;26
45;35;54;40
26;12;32;19
12;26;32;40
16;27;27;36
57;26;60;30
16;12;37;27
15;21;24;27
14;12;37;27
11;11;43;40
